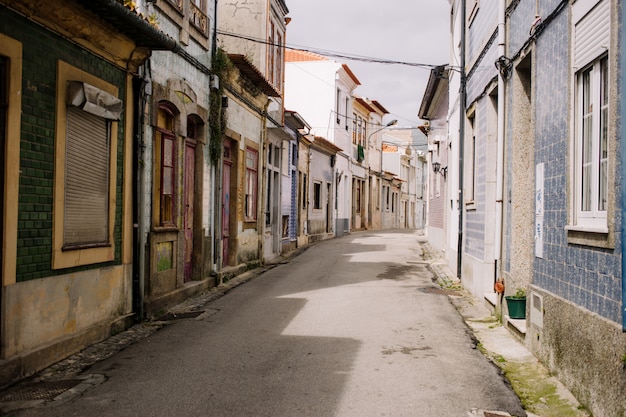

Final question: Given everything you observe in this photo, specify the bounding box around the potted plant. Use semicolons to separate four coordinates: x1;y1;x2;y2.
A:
505;287;526;319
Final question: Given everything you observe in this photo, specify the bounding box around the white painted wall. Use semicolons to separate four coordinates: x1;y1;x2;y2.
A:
285;61;342;141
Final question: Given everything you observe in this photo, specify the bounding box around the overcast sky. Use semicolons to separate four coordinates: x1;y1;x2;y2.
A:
285;1;450;128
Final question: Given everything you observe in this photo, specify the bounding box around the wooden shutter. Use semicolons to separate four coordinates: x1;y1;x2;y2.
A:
64;106;110;247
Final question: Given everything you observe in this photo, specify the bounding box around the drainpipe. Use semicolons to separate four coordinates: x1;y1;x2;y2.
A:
212;0;222;274
259;99;270;261
134;69;150;321
457;0;467;279
212;0;218;60
618;0;626;332
495;0;506;284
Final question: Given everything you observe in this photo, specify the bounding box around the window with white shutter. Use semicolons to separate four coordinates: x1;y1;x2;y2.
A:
570;0;611;233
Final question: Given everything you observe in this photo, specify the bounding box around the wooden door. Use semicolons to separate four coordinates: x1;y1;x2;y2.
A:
183;140;195;282
222;141;232;266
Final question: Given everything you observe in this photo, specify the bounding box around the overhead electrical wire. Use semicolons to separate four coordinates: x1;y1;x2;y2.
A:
216;30;456;71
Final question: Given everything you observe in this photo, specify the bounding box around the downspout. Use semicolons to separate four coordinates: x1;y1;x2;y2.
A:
457;0;467;279
134;68;150;321
259;100;270;261
212;0;223;273
212;0;218;60
495;0;506;284
618;2;626;332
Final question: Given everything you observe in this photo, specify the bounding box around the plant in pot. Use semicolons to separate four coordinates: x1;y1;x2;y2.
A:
505;287;526;319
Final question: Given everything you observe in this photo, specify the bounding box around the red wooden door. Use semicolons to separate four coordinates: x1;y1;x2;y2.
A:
183;140;195;282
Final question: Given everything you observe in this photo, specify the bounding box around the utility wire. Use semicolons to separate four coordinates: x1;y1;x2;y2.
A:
217;30;455;71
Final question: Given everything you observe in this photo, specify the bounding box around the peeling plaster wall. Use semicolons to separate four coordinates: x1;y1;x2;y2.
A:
4;265;131;358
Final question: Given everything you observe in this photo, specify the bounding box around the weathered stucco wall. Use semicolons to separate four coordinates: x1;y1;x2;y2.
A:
4;265;132;358
528;287;626;417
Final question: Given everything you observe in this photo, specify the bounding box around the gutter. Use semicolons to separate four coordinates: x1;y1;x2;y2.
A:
457;0;467;279
495;0;506;286
78;0;179;51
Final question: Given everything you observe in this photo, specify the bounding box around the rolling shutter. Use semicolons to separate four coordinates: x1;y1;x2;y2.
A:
574;0;610;69
63;106;110;247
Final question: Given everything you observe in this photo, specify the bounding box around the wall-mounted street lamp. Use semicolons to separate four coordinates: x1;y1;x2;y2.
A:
432;161;447;179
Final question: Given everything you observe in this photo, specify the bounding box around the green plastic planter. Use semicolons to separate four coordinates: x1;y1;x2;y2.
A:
505;296;526;319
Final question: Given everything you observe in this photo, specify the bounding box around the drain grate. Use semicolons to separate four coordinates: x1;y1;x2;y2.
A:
157;310;205;321
0;379;83;402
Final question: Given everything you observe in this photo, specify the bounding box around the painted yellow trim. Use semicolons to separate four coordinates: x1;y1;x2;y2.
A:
1;34;22;286
122;74;133;265
52;61;119;269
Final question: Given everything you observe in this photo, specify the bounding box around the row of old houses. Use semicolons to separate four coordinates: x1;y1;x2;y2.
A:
0;0;426;387
422;1;626;415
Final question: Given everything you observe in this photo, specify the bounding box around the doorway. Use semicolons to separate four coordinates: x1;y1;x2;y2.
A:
183;139;196;282
222;140;233;266
326;183;332;233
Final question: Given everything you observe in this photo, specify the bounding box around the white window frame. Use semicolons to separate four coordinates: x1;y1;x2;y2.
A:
574;56;608;229
570;0;610;232
245;147;258;221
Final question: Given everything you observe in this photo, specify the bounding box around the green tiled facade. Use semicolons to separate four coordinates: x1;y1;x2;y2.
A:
1;8;126;281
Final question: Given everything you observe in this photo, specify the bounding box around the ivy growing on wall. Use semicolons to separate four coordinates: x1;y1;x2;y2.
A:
209;48;231;164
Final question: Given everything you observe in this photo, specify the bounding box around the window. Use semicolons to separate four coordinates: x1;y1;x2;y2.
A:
385;185;390;211
299;172;307;210
376;178;380;209
362;119;367;146
352;113;357;144
575;56;608;227
465;111;476;205
53;62;120;268
313;181;322;209
190;0;208;35
267;20;285;90
336;89;341;124
276;32;283;91
245;147;258;220
268;21;275;85
64;106;111;247
571;0;610;231
156;105;177;227
266;144;280;226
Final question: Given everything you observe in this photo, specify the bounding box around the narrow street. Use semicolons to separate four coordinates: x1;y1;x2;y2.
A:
7;230;525;417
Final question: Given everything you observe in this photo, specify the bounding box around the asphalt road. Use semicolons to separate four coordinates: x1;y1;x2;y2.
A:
11;230;525;417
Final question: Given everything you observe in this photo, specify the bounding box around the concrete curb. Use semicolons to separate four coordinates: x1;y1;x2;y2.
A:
419;240;590;417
